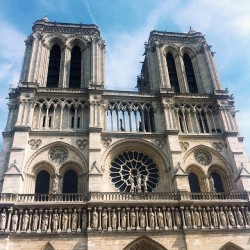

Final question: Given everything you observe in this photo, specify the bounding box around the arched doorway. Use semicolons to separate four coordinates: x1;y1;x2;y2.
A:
123;236;167;250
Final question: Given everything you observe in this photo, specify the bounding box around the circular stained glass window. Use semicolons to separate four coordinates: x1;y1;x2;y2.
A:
109;151;160;192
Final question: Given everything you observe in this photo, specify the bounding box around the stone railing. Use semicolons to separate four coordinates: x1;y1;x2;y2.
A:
0;192;249;204
0;204;250;234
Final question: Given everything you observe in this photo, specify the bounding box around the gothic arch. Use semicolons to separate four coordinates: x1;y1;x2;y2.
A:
183;144;231;173
67;37;88;51
180;45;197;58
25;141;87;174
162;44;179;57
32;161;55;176
123;236;167;250
43;34;66;50
40;242;56;250
101;138;170;172
219;242;244;250
101;139;171;192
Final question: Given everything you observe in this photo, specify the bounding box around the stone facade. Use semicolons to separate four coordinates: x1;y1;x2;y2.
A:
0;19;250;250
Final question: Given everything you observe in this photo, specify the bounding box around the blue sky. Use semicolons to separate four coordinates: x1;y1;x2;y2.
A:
0;0;249;156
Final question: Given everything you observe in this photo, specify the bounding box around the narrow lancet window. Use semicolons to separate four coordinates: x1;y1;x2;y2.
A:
47;44;61;88
211;172;224;192
63;170;78;193
183;53;198;93
69;46;81;88
166;52;180;92
188;172;201;192
35;170;50;194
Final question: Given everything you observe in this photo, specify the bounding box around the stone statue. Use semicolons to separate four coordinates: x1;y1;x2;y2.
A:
52;176;58;194
82;209;87;230
219;208;227;227
143;175;148;192
11;210;18;231
52;210;59;231
102;209;108;230
111;209;117;229
136;174;142;192
157;208;164;228
184;207;192;228
193;208;201;227
32;210;39;231
209;176;215;191
245;207;250;225
129;174;135;193
211;207;219;227
149;208;155;229
130;208;136;228
0;208;7;230
42;210;49;231
228;207;236;226
120;208;126;229
236;209;244;226
22;210;29;231
92;207;98;229
175;208;181;228
72;209;78;231
166;208;172;228
139;208;145;228
62;209;68;231
202;208;209;227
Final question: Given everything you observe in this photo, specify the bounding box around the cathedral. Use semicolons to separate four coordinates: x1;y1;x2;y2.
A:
0;18;250;250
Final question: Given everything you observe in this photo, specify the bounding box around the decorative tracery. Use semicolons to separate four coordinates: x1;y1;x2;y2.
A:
109;151;160;192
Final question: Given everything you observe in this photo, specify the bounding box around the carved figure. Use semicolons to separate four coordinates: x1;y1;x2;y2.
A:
22;210;29;231
202;208;209;227
219;208;227;227
52;177;58;194
236;209;244;226
157;208;164;228
72;209;78;231
211;207;219;227
0;209;7;230
228;208;236;226
193;208;201;227
129;174;135;193
139;208;145;228
130;208;136;228
121;208;126;229
245;207;250;225
42;210;49;231
209;176;215;191
111;209;117;229
166;208;172;228
149;208;155;229
52;210;59;231
136;174;142;192
102;209;108;230
62;209;68;231
11;210;18;231
143;175;148;192
175;208;181;228
32;210;39;231
184;208;192;227
92;207;98;229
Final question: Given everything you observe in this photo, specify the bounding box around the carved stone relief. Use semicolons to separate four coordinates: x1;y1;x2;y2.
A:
76;139;88;150
29;139;42;150
212;142;224;152
180;142;189;152
155;139;165;149
48;147;68;164
194;150;212;166
101;137;112;148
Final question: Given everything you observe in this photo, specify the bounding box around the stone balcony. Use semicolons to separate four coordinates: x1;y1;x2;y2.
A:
0;192;250;234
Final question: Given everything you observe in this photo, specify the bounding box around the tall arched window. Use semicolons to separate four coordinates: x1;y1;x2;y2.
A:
183;53;198;93
188;172;201;192
166;52;180;92
211;172;224;192
47;44;61;88
69;46;81;88
35;170;50;194
63;170;78;193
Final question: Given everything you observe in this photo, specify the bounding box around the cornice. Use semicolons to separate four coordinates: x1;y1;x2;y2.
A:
101;132;165;139
29;130;89;137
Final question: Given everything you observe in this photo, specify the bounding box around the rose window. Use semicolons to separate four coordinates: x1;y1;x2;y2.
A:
194;150;212;166
109;151;160;192
48;147;68;164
